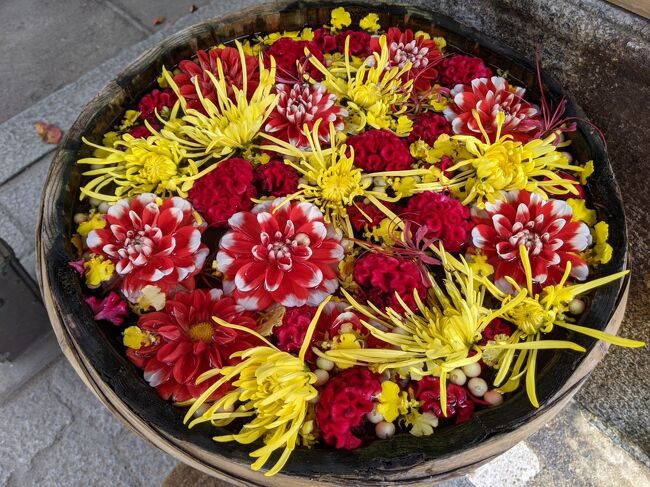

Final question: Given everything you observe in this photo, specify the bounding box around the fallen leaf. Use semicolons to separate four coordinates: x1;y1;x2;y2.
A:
34;121;63;144
153;16;166;25
257;305;286;336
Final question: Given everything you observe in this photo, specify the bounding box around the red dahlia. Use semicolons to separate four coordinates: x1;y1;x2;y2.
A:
438;54;493;86
173;47;259;112
402;192;473;253
188;158;257;228
415;376;475;423
353;252;429;312
86;194;208;302
347;129;414;172
138;88;176;121
126;288;259;402
217;199;345;310
371;28;443;91
472;190;592;291
266;38;324;81
316;367;382;449
444;76;541;142
407;112;452;146
265;83;347;149
254;159;300;197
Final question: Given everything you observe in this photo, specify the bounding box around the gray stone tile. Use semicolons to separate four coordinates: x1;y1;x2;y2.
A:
111;0;212;29
0;204;31;259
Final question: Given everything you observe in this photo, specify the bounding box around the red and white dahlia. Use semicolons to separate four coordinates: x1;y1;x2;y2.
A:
444;76;541;142
471;190;592;291
264;83;347;149
126;288;260;402
216;198;345;310
87;194;208;302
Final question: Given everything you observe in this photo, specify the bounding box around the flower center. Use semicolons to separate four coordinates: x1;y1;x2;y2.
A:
391;40;429;69
320;160;364;204
120;227;158;263
139;153;178;184
256;230;312;271
509;226;544;255
188;321;214;343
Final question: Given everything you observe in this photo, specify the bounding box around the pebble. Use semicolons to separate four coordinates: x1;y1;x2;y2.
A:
449;368;467;386
468;377;488;397
314;369;329;386
366;409;384;424
316;357;334;371
484;389;504;406
462;362;482;378
375;421;395;439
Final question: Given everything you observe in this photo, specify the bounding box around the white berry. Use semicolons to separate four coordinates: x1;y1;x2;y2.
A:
314;369;329;386
462;362;482;378
449;368;467;386
468;377;488;397
73;213;87;224
375;421;395;439
98;202;110;214
316;357;335;371
484;389;504;406
569;298;586;315
366;409;384;424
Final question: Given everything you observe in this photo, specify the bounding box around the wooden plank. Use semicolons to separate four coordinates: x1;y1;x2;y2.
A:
607;0;650;19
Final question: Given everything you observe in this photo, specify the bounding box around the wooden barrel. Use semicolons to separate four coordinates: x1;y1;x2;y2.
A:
37;1;629;485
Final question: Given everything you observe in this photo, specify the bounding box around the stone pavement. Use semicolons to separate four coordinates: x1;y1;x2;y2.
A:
0;0;648;485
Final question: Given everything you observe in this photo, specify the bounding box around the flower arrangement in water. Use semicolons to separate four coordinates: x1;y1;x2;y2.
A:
69;7;644;477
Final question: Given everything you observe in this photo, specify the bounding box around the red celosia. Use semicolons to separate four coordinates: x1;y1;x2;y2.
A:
173;47;259;112
188;158;257;227
316;367;382;449
312;28;338;54
274;305;319;358
403;192;473;252
407;112;452;146
480;318;514;344
138;88;176;121
337;30;372;57
128;125;153;139
371;28;443;91
85;292;129;326
348;201;393;232
126;288;259;402
254;160;300;197
472;190;592;291
353;252;428;312
347;129;414;172
444;76;541;142
266;38;324;82
217;198;345;310
86;194;208;302
415;376;475;423
264;82;347;149
438;54;493;86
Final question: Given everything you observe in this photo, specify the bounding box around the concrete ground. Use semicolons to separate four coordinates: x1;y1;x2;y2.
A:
0;0;648;485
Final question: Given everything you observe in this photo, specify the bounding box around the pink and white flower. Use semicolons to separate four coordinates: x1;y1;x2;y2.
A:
87;194;208;302
471;190;591;291
216;198;345;310
444;76;541;142
264;83;347;149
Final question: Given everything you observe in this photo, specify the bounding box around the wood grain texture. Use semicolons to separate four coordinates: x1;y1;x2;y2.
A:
607;0;650;19
36;1;630;485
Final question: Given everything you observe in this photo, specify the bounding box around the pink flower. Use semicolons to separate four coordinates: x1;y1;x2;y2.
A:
87;194;209;302
217;199;345;310
265;83;347;149
85;292;129;326
471;190;592;291
444;76;541;142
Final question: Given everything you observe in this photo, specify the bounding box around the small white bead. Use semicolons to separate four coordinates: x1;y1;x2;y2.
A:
484;389;504;406
468;377;488;397
88;197;101;207
314;369;329;386
366;409;384;424
316;357;335;371
449;368;467;386
569;298;586;315
73;213;87;224
462;362;482;378
375;421;395;439
97;202;110;214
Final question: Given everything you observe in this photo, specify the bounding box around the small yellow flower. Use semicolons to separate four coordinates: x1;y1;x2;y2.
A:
123;326;155;350
84;255;115;287
77;212;106;237
394;115;413;137
433;36;447;51
390;176;418;198
331;332;362;369
365;217;397;245
133;285;166;313
377;381;408;422
468;253;494;278
119;110;140;130
402;409;438;437
567;198;597;226
93;131;119;158
359;13;380;33
580;160;594;184
331;7;352;30
590;221;613;265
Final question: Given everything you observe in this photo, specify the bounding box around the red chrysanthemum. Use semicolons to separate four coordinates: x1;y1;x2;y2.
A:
138;88;176;121
444;76;541;142
407;112;452;146
217;199;345;311
371;28;443;91
438;54;493;86
347;129;414;172
254;159;300;197
415;376;475;423
337;30;372;57
316;367;382;449
266;38;324;81
402;192;473;253
86;194;208;302
173;47;259;112
126;288;259;402
353;252;428;312
188;158;257;228
472;190;592;291
264;83;347;149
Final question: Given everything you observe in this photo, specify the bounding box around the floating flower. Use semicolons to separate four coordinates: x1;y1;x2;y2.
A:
125;288;259;402
216;198;345;310
316;367;382;449
266;38;325;81
85;292;129;326
407;112;452;146
438;54;493;86
359;13;381;33
472;190;592;291
188;157;257;227
415;376;474;423
173;46;259;112
138;88;177;121
86;194;208;302
336;30;372;57
264;82;347;148
444;77;541;142
377;380;409;422
253;159;300;197
84;255;115;288
330;7;352;30
347;129;413;172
